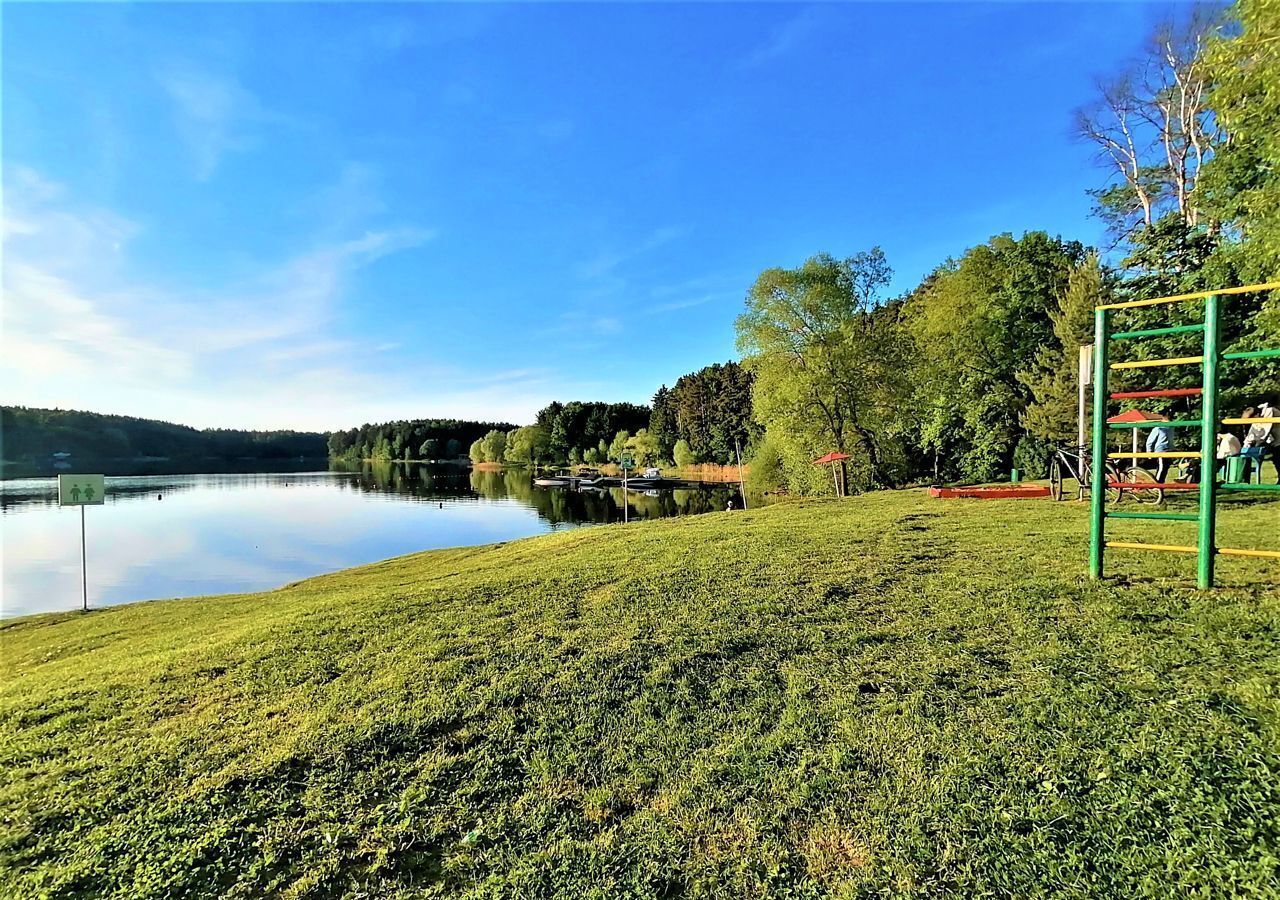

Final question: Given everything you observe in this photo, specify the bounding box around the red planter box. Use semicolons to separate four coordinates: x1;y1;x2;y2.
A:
927;485;1051;500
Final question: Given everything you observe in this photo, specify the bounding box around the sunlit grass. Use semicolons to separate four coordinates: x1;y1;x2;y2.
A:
1;489;1277;897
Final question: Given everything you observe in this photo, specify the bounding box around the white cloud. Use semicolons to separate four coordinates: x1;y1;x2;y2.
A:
155;64;272;180
2;261;191;382
648;272;744;315
534;311;625;340
0;167;447;430
573;225;688;281
0;167;620;430
651;291;736;314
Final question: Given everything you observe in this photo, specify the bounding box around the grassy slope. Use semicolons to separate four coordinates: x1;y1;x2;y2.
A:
1;491;1278;899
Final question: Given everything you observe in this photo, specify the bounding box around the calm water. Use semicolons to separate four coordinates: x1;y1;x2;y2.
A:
0;464;751;618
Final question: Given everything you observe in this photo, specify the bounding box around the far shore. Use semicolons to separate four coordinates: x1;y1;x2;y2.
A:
340;458;750;483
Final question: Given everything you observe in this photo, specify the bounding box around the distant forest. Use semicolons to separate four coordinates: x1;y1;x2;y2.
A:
2;407;327;469
461;375;756;470
326;419;517;462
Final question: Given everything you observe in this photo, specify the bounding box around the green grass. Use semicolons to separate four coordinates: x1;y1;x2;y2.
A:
2;490;1278;898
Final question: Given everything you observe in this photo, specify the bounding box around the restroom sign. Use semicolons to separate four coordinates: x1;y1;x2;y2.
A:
58;474;105;506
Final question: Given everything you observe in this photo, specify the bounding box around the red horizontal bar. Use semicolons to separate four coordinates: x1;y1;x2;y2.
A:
1106;482;1200;491
1110;388;1203;400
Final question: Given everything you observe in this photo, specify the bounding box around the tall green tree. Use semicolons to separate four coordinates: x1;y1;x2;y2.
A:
608;430;630;463
481;429;507;464
1198;0;1280;390
905;232;1084;481
1201;0;1280;284
503;425;550;467
1019;253;1112;443
649;362;757;464
534;401;650;464
736;249;901;493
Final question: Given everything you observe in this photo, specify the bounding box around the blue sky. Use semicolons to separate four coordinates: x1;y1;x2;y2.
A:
3;2;1179;431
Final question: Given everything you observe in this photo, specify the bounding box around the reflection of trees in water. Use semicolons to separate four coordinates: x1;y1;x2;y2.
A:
4;462;754;521
2;471;338;512
339;461;740;525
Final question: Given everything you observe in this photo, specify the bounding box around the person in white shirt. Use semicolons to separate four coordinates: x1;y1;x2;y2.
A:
1218;431;1243;459
1217;431;1242;481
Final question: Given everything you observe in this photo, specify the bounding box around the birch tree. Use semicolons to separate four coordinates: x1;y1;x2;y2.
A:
1077;10;1223;242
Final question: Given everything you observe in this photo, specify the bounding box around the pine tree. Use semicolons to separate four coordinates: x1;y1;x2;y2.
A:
1019;253;1109;443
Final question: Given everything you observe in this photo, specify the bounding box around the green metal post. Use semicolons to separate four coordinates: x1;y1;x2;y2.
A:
1197;294;1220;589
1089;308;1110;579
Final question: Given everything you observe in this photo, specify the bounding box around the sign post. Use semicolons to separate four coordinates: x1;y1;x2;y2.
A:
734;438;748;510
1078;344;1093;501
619;453;634;523
58;475;104;611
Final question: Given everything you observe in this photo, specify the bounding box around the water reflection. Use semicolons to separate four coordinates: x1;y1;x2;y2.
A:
333;461;743;524
1;463;754;618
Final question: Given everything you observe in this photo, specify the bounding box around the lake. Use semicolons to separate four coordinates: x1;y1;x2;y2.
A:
0;463;755;618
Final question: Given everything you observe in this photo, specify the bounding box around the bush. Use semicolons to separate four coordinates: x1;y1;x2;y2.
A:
673;439;695;469
1013;433;1054;480
745;435;786;494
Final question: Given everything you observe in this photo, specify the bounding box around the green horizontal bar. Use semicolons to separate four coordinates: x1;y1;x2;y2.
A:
1111;323;1205;340
1219;482;1280;492
1107;511;1200;521
1223;348;1280;361
1107;420;1203;429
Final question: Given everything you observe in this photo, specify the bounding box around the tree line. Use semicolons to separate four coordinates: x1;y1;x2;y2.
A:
2;407;327;466
460;374;760;472
327;419;516;462
466;402;652;467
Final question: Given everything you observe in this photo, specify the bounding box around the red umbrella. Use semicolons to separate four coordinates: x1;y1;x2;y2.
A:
1106;409;1166;424
812;451;851;465
812;451;851;496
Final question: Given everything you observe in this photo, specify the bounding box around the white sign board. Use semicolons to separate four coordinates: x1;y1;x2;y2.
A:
58;474;105;506
1079;344;1093;386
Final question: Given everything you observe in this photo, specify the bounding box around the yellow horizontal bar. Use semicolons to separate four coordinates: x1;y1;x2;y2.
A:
1222;417;1280;425
1097;281;1280;310
1218;547;1280;560
1106;541;1198;554
1110;355;1203;370
1108;452;1202;459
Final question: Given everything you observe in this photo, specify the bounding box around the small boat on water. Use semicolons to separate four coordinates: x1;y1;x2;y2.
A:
534;477;569;487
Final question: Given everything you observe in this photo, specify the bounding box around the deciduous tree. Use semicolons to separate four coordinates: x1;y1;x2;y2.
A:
737;249;901;493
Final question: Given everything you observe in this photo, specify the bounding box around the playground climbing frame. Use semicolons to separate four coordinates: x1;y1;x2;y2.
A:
1088;282;1280;588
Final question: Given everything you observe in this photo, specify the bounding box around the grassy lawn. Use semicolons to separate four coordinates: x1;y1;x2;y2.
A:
1;489;1277;898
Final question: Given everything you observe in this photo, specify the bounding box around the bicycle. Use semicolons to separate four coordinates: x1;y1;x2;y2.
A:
1048;444;1121;503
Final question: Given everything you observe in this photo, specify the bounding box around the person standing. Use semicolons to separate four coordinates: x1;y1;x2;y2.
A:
1146;419;1174;482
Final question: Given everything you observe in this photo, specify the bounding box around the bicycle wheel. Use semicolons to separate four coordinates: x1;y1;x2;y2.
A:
1104;462;1123;505
1049;456;1064;501
1125;466;1164;505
